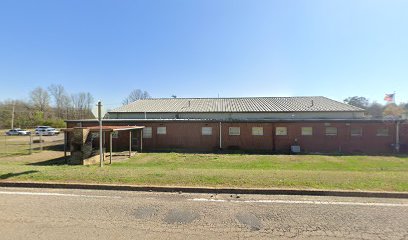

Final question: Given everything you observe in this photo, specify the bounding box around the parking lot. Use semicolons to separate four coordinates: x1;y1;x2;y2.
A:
0;130;64;157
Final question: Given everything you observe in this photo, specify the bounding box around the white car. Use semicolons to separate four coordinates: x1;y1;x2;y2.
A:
35;127;60;136
6;128;31;136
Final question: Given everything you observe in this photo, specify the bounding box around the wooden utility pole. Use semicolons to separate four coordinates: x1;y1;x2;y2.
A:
11;102;15;129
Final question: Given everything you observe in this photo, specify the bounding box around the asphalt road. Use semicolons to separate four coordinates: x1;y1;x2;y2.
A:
0;187;407;240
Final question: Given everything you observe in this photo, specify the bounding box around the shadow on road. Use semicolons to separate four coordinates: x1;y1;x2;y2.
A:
0;170;39;180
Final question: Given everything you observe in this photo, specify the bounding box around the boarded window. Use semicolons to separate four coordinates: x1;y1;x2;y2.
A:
377;128;389;136
351;127;362;137
229;127;240;136
143;127;152;138
276;127;287;136
157;127;166;135
301;127;313;136
202;127;212;135
252;127;263;136
325;127;337;136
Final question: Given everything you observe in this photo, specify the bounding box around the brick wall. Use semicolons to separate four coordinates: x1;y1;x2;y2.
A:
67;120;406;154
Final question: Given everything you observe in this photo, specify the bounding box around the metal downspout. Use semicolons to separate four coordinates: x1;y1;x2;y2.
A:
219;122;222;149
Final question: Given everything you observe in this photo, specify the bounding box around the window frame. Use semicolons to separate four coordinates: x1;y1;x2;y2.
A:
301;127;313;136
112;131;119;139
143;127;153;138
325;127;338;136
157;126;167;135
252;127;264;136
229;127;240;136
201;127;212;136
275;127;288;136
350;127;363;137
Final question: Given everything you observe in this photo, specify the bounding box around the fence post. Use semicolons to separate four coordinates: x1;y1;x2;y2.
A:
4;135;7;156
29;134;32;154
40;134;43;151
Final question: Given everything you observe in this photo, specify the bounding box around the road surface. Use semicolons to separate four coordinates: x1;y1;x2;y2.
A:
0;187;407;239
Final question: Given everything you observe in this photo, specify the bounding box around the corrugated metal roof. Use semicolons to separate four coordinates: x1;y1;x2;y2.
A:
110;97;364;113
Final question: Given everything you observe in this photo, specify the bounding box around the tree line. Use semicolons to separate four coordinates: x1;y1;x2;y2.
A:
0;87;153;129
343;96;408;118
0;85;94;129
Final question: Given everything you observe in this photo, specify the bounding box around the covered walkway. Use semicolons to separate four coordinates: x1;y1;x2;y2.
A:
62;126;144;165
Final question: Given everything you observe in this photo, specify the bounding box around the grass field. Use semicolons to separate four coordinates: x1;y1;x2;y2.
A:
0;151;407;192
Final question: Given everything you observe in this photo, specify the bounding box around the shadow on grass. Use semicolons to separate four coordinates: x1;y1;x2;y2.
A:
31;144;64;152
0;170;39;180
27;156;67;166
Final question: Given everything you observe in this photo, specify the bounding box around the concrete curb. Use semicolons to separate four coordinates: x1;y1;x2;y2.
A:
0;181;407;199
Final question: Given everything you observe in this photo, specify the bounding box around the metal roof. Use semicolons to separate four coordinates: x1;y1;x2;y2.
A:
110;97;364;113
65;118;393;123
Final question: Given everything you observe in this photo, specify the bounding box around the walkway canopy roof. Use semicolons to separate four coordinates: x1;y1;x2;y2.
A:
62;126;144;133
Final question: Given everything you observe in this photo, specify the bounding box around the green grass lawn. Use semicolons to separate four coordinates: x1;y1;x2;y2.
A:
1;152;408;192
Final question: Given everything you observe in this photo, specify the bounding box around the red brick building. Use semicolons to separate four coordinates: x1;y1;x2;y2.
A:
66;97;407;154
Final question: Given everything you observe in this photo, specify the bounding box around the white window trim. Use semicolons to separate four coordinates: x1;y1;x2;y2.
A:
229;127;240;136
202;127;212;136
276;127;287;136
301;127;313;136
143;127;152;138
252;127;263;136
157;126;166;135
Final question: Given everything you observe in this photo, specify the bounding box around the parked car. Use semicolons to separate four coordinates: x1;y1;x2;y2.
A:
35;127;60;136
6;128;31;136
35;126;52;132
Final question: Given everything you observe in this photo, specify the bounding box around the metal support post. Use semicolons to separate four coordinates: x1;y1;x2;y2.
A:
129;131;132;157
140;129;143;153
98;100;103;167
110;132;112;164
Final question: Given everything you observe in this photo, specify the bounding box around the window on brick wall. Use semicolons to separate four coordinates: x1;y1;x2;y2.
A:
143;127;152;138
301;127;313;136
376;128;389;136
325;127;337;136
229;127;240;136
276;127;287;136
112;131;119;139
351;127;362;137
202;127;212;135
252;127;263;136
157;127;166;135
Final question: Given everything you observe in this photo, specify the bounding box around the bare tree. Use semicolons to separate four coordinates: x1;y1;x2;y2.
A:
30;87;50;112
122;89;151;105
71;92;94;119
48;84;70;118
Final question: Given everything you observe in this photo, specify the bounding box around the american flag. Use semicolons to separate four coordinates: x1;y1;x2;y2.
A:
384;93;395;102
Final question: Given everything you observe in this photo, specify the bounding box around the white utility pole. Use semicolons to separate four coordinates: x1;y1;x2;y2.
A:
98;100;104;167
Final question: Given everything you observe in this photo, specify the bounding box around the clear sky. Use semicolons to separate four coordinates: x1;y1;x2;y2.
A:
0;0;407;109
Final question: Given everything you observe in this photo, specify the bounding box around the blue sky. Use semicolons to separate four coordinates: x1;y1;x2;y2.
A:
0;0;407;108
